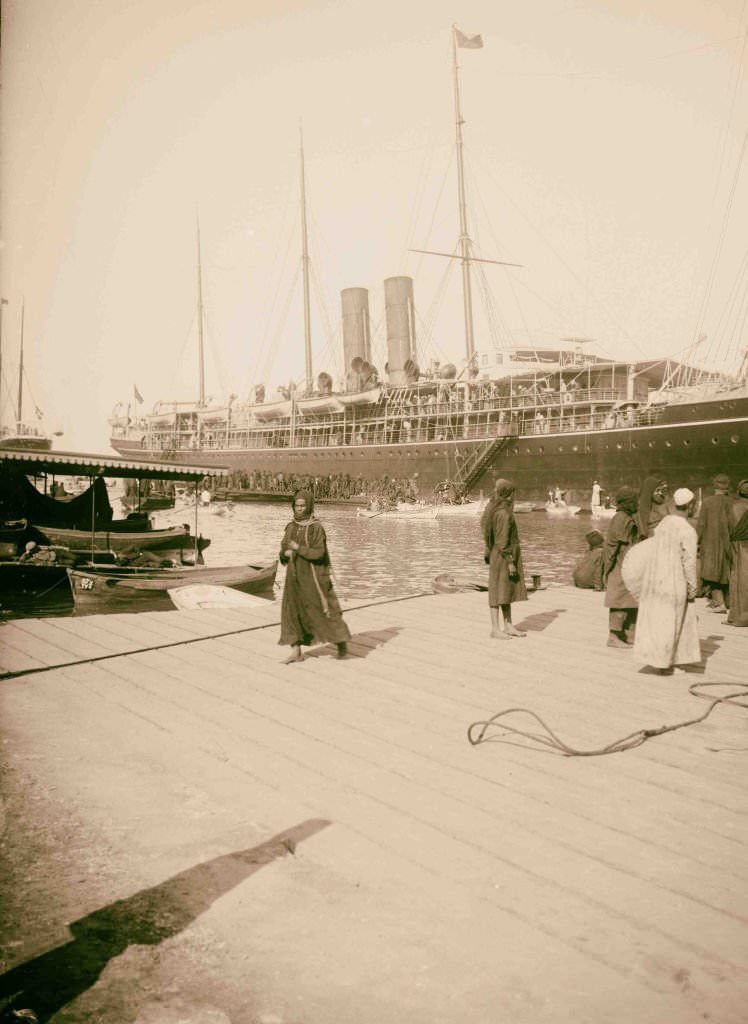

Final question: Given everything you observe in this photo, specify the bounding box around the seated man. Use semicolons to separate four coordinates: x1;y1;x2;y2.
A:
573;530;605;590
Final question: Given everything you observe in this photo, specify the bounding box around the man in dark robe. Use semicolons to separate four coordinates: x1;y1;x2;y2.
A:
279;490;351;662
481;478;527;639
726;479;748;627
636;475;673;539
573;530;604;590
603;486;639;647
697;474;732;612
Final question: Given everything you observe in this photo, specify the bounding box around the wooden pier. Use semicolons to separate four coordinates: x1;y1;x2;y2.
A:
1;585;747;1023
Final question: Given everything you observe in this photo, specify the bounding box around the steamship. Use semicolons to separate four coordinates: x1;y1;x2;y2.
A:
109;30;747;502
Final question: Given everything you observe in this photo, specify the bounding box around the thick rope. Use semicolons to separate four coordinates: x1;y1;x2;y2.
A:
467;682;748;757
0;590;435;682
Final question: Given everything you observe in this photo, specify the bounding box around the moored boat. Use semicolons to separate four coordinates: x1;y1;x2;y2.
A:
67;560;278;609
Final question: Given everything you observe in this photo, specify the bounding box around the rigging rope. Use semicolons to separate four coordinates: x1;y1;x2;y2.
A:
467;681;748;757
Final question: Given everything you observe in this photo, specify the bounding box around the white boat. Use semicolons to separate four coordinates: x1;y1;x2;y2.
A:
544;501;581;516
434;499;488;518
168;585;273;610
357;502;439;521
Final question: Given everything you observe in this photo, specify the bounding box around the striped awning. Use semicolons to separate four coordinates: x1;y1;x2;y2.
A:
0;447;228;480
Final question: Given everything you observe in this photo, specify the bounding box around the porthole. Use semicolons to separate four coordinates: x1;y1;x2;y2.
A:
572;445;579;452
603;444;609;451
557;445;564;452
537;446;544;454
616;443;623;450
665;440;672;448
631;442;638;449
683;439;691;447
648;441;655;448
711;437;719;445
731;434;739;444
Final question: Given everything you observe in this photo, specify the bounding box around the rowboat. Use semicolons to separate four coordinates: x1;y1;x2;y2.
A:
67;560;278;609
434;499;488;518
544;501;581;516
357;503;439;521
35;523;210;561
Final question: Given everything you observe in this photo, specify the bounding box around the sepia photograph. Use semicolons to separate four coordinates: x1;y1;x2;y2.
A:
1;1;747;1021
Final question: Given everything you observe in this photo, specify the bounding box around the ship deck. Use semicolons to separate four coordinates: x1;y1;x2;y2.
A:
1;586;747;1023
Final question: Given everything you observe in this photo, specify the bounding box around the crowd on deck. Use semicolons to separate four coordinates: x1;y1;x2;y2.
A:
220;470;424;504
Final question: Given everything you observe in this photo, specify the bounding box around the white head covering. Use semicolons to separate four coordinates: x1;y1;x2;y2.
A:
673;487;695;508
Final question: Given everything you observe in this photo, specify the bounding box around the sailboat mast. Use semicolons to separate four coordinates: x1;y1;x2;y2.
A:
451;26;476;367
0;298;6;425
196;213;206;407
16;297;24;429
299;122;313;394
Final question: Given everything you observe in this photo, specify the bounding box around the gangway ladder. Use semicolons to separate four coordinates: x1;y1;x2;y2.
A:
453;431;516;492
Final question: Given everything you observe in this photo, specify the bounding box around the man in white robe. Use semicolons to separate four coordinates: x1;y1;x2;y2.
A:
622;487;701;672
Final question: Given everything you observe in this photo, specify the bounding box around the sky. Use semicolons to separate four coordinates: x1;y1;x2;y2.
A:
1;0;747;450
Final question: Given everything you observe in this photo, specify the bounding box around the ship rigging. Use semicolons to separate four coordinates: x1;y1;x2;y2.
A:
110;26;746;500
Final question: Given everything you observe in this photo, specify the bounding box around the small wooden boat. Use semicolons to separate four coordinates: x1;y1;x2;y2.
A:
36;524;210;561
357;503;439;521
67;560;278;609
589;506;616;519
434;499;488;518
168;585;273;610
544;501;581;516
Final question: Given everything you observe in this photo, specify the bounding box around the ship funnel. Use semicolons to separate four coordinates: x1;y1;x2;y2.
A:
384;276;416;387
342;287;371;391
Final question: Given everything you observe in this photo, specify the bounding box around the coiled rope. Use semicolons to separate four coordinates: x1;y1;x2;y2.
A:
467;681;748;757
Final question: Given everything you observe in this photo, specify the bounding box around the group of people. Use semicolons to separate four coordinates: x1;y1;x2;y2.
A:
574;474;748;673
275;472;748;671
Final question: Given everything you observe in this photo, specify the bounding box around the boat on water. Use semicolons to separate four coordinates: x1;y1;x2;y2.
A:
357;502;439;521
0;297;55;452
544;501;581;517
68;560;278;610
0;451;210;562
110;28;747;501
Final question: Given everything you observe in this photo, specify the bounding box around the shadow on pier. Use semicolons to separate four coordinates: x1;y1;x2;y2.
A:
0;818;330;1023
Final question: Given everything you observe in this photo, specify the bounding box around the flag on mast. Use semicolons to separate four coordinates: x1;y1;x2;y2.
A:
134;384;144;404
455;28;483;49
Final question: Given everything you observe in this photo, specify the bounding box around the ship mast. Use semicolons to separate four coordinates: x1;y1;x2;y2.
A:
196;212;206;407
451;25;476;368
299;121;313;395
16;296;25;430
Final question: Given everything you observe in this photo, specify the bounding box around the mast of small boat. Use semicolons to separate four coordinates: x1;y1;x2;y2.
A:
16;296;25;433
0;297;6;428
196;213;206;408
299;121;313;395
451;25;476;367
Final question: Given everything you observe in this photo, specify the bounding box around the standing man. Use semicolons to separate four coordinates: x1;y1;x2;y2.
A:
603;486;639;648
697;474;732;613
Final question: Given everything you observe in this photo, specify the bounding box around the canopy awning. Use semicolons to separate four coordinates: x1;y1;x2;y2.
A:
0;448;227;480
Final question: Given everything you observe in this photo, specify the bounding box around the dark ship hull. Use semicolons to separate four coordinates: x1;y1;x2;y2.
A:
111;390;747;503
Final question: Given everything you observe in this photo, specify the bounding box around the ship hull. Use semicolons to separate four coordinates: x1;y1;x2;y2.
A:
111;396;746;502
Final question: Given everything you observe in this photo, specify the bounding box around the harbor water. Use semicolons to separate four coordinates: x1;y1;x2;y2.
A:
156;500;598;602
0;500;602;620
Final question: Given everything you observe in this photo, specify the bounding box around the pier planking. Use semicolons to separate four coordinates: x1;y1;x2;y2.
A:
1;585;747;1023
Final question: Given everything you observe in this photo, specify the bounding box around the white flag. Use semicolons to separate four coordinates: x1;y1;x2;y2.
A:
455;28;483;49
